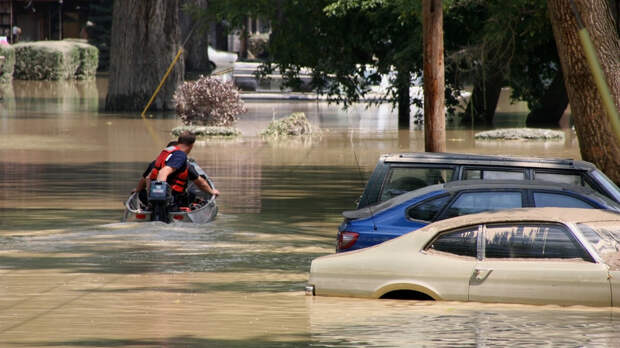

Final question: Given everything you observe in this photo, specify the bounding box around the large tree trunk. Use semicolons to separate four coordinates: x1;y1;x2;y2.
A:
180;0;210;74
462;71;504;125
105;0;184;111
526;72;569;126
423;0;446;152
548;0;620;183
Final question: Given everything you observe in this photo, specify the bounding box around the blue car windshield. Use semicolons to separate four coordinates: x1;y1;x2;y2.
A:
591;170;620;203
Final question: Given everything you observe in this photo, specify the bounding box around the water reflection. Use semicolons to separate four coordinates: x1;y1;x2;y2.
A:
0;79;603;347
309;298;620;347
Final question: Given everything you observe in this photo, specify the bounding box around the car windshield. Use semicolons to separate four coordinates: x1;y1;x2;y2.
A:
577;221;620;269
591;170;620;203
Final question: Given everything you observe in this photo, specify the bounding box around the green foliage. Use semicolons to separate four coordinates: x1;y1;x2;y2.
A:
191;0;561;121
0;44;15;83
172;125;242;137
87;0;113;71
13;40;98;80
261;112;316;137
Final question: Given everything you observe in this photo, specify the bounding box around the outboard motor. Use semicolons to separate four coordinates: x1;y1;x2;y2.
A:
149;181;170;223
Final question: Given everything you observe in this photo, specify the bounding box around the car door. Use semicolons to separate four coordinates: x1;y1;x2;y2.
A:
468;223;611;306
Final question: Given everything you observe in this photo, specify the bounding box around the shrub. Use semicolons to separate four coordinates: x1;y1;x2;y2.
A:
172;125;241;137
66;39;99;80
174;76;246;126
474;128;565;141
261;112;316;137
0;44;15;83
13;40;98;80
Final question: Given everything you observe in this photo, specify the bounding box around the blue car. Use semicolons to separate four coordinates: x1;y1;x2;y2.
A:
337;180;620;252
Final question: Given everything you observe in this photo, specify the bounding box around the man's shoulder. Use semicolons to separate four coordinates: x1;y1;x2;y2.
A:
165;151;188;169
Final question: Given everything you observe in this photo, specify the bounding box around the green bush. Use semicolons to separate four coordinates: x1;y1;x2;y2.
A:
261;112;317;137
0;44;15;83
66;39;99;80
13;40;98;80
172;125;241;137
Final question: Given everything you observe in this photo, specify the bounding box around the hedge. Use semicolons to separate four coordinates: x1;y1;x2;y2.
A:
13;40;98;80
0;44;15;83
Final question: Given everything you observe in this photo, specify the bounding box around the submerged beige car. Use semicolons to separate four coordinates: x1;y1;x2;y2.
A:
307;208;620;307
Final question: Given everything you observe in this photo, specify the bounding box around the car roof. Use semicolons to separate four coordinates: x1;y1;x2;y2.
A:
381;152;596;170
343;180;614;220
420;207;620;234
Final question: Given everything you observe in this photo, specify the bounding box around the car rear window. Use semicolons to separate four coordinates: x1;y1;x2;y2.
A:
428;227;478;258
380;167;454;202
407;195;451;221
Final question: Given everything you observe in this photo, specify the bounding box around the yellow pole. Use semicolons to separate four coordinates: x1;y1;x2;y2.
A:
140;47;184;145
569;0;620;144
577;28;620;144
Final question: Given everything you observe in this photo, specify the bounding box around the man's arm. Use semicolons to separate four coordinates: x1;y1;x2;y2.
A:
156;166;175;182
193;176;220;196
133;177;147;193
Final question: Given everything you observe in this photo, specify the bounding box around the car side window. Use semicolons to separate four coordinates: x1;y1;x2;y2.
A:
533;192;595;209
407;195;451;221
428;227;478;258
463;168;525;180
484;223;591;260
442;191;522;219
380;167;455;201
534;171;584;186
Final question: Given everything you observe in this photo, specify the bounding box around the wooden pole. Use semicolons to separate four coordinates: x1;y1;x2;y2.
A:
423;0;446;152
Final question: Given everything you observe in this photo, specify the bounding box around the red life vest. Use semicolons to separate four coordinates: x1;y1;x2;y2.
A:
149;146;189;193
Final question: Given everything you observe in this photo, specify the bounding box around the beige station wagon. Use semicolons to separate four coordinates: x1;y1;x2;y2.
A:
308;208;620;307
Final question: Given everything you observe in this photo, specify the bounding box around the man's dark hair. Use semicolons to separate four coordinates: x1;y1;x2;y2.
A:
166;140;179;147
177;131;196;146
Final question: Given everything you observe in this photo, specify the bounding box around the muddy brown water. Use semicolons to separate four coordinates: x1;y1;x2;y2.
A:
0;80;618;347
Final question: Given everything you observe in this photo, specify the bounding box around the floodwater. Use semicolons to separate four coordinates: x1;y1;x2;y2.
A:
0;79;618;347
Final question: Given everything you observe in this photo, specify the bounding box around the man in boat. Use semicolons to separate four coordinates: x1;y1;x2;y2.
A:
133;140;178;202
146;132;219;212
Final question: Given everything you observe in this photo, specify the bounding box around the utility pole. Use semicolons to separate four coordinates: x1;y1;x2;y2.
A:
422;0;445;152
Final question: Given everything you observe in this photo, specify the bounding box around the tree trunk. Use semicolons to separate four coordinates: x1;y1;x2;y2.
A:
180;0;210;74
397;69;411;129
105;0;184;111
548;0;620;183
423;0;446;152
462;72;504;125
526;72;569;126
611;0;620;35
